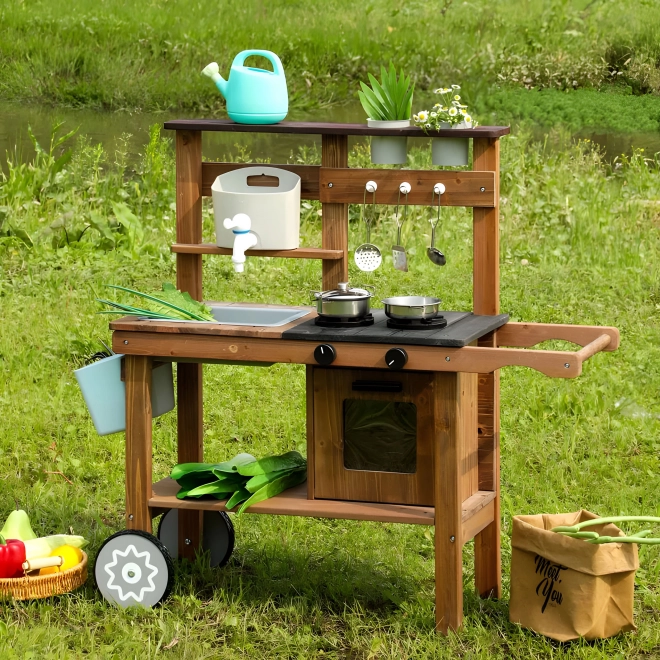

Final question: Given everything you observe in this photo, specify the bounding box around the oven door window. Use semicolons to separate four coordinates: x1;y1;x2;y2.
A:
343;399;417;473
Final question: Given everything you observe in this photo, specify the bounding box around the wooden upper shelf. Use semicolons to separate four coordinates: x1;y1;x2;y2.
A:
163;119;510;138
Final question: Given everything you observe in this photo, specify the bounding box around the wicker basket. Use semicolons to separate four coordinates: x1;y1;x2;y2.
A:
0;552;87;600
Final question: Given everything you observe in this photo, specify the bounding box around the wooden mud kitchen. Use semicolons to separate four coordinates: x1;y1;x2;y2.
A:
108;121;619;632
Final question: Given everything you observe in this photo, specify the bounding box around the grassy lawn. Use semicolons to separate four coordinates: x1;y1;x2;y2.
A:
0;123;658;657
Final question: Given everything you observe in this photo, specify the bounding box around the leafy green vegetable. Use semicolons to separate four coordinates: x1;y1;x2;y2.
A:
211;453;257;474
245;470;290;494
171;462;221;481
237;468;307;515
237;451;306;476
98;283;215;322
171;452;306;510
184;480;239;498
225;488;250;510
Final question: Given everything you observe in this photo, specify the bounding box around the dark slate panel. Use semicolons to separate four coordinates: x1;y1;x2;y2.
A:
283;310;509;347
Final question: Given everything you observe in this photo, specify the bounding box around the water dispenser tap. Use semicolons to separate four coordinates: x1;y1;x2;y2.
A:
223;213;258;273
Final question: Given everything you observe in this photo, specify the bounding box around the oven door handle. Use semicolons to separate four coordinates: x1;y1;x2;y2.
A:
352;380;403;393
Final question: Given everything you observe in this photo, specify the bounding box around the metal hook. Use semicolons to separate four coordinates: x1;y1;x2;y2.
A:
395;182;411;229
430;183;444;230
363;181;378;242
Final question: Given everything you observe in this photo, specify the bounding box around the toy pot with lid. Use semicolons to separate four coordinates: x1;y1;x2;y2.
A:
202;50;288;124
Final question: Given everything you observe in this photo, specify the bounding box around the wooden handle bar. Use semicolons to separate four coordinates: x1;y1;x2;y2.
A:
576;334;612;361
496;322;620;351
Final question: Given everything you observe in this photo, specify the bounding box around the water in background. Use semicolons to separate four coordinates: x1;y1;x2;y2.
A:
1;101;659;171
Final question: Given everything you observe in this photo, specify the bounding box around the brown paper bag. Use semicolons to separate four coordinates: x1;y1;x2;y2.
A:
509;510;639;641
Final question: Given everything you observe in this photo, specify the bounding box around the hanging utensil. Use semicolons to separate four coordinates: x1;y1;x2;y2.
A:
354;181;382;272
392;182;411;272
427;182;446;266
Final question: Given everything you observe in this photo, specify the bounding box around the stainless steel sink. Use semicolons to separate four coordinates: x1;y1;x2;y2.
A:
209;306;310;327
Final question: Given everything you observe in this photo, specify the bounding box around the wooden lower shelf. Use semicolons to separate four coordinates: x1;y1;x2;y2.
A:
171;243;344;260
150;478;496;535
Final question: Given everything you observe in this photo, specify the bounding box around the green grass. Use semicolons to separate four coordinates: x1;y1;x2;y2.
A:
482;88;660;132
0;125;659;657
1;0;660;125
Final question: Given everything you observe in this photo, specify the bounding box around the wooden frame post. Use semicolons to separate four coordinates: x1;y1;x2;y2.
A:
125;355;153;533
321;134;349;290
472;137;502;599
434;371;478;633
175;130;204;559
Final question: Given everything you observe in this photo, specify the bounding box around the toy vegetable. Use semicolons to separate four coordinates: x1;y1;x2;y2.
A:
553;516;660;544
0;534;26;578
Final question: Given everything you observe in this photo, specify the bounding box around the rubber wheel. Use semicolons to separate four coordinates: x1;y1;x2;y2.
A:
94;530;174;608
157;509;235;568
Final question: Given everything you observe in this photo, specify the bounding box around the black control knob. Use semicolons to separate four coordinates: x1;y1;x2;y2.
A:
385;347;408;370
314;344;336;366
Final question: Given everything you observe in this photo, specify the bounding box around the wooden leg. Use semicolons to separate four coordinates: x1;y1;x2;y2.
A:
475;367;502;598
306;365;315;500
177;362;203;560
125;356;153;533
434;372;476;633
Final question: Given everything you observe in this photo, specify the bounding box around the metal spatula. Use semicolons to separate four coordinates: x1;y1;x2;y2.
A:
392;182;411;272
355;181;382;272
427;183;446;267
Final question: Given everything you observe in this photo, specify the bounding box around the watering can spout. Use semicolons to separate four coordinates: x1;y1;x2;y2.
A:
202;62;228;98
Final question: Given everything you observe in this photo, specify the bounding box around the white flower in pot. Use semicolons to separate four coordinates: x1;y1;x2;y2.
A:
414;85;477;166
358;64;415;165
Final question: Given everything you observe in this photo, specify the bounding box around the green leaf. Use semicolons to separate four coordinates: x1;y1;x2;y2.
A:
210;453;256;474
237;451;306;476
7;224;33;247
106;284;214;321
225;488;250;509
358;89;384;121
237;468;307;515
359;84;388;120
171;462;222;481
245;469;291;493
184;480;238;498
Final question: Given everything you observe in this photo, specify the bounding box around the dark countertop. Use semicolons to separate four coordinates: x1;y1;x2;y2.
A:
283;310;510;347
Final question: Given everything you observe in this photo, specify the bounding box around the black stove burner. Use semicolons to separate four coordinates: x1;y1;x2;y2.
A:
315;313;375;328
386;315;448;330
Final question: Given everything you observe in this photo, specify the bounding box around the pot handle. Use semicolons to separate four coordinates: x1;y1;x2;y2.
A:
380;301;426;309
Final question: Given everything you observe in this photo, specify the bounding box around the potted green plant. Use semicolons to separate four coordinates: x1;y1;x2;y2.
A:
359;63;414;165
413;85;476;166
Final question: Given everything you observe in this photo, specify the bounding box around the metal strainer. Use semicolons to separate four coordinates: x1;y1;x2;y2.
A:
354;180;382;272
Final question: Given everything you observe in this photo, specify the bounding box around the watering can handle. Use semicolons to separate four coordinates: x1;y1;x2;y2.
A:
233;50;284;76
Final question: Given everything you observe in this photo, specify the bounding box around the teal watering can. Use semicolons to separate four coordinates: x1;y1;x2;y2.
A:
202;50;288;124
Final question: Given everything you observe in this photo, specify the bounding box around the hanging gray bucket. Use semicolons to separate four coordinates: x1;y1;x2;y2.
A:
432;137;470;167
368;119;409;165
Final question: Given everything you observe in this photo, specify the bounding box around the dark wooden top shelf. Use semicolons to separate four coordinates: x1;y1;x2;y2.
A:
164;119;510;138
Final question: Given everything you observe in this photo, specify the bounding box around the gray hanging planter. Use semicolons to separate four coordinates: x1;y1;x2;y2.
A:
432;122;471;167
368;119;409;165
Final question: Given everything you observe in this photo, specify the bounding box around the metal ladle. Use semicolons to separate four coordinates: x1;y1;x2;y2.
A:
427;182;446;266
354;180;382;272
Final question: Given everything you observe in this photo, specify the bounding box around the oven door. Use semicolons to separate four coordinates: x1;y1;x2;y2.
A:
312;367;435;505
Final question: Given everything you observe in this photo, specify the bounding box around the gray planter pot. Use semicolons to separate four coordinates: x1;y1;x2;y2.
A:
367;119;409;165
432;121;471;166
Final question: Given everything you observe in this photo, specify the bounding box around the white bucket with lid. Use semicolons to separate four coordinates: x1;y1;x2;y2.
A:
212;166;301;250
